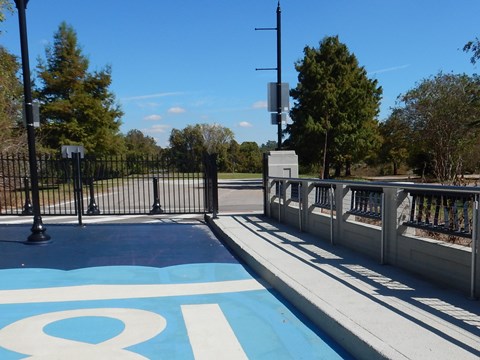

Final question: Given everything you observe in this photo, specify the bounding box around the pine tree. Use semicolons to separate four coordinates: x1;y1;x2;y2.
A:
287;36;382;178
35;22;124;155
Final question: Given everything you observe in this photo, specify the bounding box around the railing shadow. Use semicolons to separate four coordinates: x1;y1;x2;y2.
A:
229;214;480;356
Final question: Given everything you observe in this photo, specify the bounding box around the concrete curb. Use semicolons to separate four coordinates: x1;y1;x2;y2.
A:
206;214;393;360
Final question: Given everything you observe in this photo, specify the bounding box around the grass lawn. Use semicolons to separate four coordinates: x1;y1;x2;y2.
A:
218;173;262;179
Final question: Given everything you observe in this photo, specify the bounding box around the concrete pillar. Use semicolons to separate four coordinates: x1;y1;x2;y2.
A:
265;150;298;178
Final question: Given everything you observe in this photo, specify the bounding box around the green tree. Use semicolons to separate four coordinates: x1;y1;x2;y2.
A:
168;123;235;172
226;139;241;173
464;37;480;64
168;125;204;172
378;109;411;175
0;46;25;152
35;22;124;155
198;123;234;171
237;141;262;173
287;36;382;178
398;72;480;183
260;140;277;153
0;0;12;27
124;129;161;158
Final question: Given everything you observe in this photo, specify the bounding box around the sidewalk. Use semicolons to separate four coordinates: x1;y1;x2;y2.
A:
208;214;480;360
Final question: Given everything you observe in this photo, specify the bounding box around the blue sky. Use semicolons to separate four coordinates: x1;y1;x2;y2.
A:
1;0;479;147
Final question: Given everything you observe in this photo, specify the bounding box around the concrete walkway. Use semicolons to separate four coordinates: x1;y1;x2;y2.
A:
208;214;480;360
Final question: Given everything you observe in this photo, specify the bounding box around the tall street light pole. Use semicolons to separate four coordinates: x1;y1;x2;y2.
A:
14;0;51;244
275;2;282;150
256;1;284;150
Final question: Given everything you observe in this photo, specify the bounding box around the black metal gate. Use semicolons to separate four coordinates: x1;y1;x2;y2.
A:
0;153;218;216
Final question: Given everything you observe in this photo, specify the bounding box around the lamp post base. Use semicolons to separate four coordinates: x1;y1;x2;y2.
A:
26;218;52;245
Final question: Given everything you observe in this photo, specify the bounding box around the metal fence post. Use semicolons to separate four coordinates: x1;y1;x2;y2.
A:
211;154;219;218
72;152;84;226
262;153;268;216
330;185;335;245
298;182;302;232
471;194;479;299
381;192;386;265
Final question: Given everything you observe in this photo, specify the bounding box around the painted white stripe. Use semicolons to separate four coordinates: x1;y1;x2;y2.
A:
0;308;166;359
182;304;248;360
0;279;264;305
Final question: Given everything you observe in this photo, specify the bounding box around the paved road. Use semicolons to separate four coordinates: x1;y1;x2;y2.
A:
218;179;263;214
0;220;350;359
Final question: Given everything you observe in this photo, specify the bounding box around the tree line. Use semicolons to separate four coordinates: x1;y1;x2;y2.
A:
2;8;480;182
287;36;480;184
0;20;272;173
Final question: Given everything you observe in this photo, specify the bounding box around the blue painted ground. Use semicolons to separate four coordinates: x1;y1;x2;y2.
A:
0;223;352;359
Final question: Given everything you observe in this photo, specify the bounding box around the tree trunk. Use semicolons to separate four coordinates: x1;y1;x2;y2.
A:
323;160;330;179
393;161;398;176
345;159;351;177
334;164;341;177
322;130;329;179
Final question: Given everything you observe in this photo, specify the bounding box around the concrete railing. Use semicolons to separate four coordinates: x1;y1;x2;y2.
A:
265;177;480;299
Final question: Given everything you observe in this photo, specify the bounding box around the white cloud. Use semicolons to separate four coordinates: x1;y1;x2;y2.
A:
239;121;253;128
252;100;267;109
368;64;410;76
122;92;183;101
145;124;171;134
138;102;161;109
144;114;162;121
168;106;186;114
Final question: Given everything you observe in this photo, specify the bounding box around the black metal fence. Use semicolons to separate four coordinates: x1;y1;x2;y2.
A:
0;153;218;216
403;190;472;238
347;187;383;220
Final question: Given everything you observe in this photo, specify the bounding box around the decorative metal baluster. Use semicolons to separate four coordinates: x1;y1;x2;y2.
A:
376;192;381;217
417;194;424;223
409;193;417;223
453;196;459;232
351;189;356;212
364;191;369;213
425;194;432;225
443;196;449;229
433;195;441;226
463;197;470;233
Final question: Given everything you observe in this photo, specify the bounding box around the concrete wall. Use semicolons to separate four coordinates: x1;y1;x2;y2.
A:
266;178;480;298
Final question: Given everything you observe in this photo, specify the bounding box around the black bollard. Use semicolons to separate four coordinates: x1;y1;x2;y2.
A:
149;177;163;214
86;177;100;215
21;176;33;215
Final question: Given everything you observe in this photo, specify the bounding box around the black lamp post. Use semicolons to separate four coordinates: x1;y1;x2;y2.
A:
256;1;283;150
275;1;282;150
14;0;51;244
